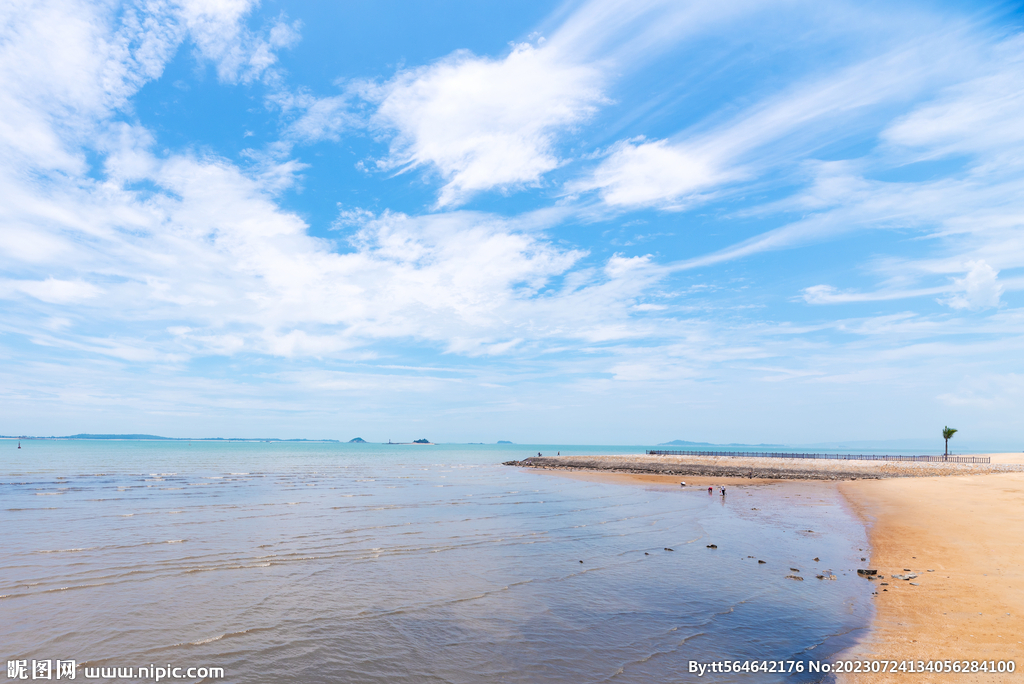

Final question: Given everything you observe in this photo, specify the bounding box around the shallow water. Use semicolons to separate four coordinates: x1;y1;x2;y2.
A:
1;441;872;682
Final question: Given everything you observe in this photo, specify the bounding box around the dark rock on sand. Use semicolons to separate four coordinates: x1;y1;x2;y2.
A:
857;569;878;576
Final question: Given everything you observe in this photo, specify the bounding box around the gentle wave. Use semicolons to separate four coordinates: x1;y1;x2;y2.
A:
1;442;873;683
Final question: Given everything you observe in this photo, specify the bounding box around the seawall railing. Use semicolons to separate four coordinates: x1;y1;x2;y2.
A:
645;450;991;464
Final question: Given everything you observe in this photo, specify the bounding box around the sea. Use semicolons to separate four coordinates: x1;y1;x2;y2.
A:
1;441;873;683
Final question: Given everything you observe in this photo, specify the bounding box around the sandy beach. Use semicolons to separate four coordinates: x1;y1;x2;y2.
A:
514;454;1024;682
838;466;1024;683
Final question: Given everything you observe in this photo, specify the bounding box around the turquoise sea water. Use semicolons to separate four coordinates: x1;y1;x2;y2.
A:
1;441;872;683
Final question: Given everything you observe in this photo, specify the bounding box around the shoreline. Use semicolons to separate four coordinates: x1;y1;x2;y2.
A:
516;454;1024;682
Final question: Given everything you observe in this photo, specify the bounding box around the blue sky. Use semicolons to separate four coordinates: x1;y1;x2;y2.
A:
1;0;1023;448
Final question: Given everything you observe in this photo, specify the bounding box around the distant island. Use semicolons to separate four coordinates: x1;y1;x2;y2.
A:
3;433;341;442
71;433;174;440
385;439;435;445
413;439;430;444
658;439;784;447
348;437;367;443
497;440;513;444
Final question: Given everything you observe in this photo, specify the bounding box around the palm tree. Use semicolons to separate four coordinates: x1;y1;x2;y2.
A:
942;426;957;458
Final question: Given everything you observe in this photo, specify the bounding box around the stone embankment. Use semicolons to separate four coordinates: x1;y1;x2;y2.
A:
502;454;1024;480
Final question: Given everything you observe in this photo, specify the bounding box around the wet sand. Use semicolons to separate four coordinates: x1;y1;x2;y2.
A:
542;469;788;488
523;454;1024;683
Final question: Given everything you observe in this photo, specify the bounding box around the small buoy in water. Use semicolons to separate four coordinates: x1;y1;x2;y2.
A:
680;482;686;487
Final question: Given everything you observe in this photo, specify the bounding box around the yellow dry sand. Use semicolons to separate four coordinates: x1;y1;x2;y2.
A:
838;470;1024;683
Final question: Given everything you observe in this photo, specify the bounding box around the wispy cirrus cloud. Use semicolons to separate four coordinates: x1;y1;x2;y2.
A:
0;277;103;304
570;27;979;211
882;34;1024;161
800;259;1016;310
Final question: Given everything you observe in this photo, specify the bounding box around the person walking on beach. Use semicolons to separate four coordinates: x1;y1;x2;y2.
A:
720;486;726;496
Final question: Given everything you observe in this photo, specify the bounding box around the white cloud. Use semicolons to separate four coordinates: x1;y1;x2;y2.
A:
569;138;727;209
943;260;1003;311
353;0;805;208
801;284;948;305
572;26;979;211
646;30;1024;297
937;372;1023;409
279;0;780;207
0;136;671;361
0;3;686;368
366;42;605;207
883;35;1024;161
176;0;300;85
285;95;356;142
0;278;103;304
0;0;299;179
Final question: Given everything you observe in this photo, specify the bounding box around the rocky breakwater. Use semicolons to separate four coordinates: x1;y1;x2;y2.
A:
501;454;1024;480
